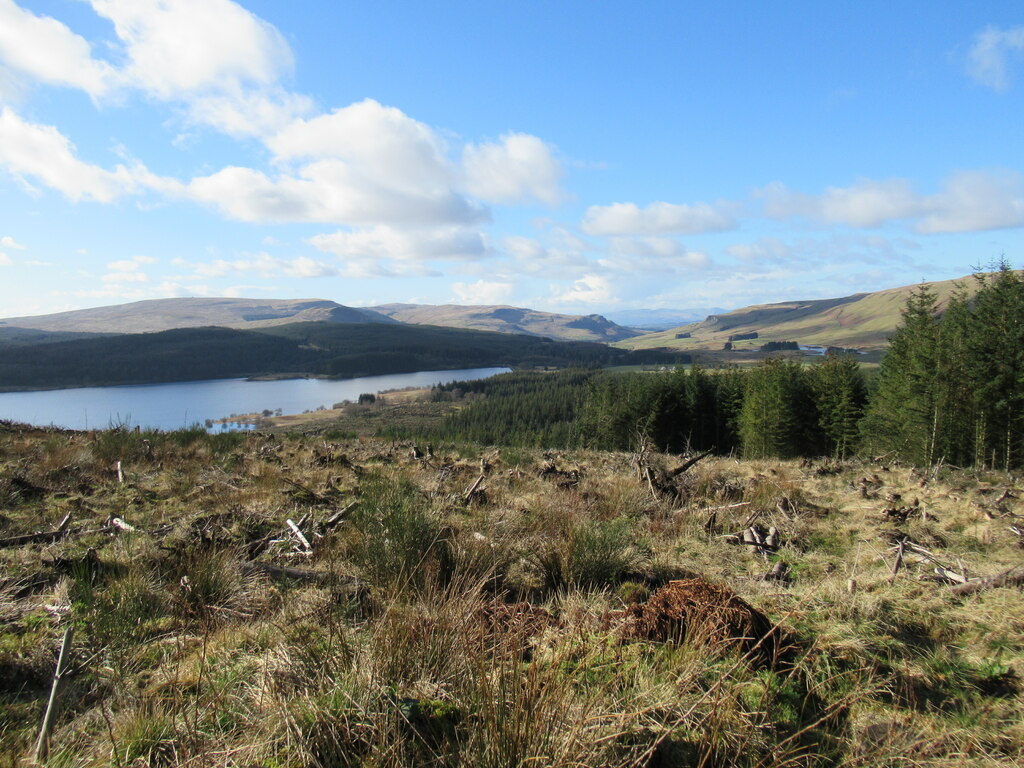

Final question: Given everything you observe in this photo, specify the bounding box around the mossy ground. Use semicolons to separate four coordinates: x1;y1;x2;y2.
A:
1;422;1022;766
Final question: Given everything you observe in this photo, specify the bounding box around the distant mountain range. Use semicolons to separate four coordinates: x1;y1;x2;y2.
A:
602;307;728;331
0;298;641;344
0;298;394;335
0;273;997;367
367;303;642;341
619;273;988;351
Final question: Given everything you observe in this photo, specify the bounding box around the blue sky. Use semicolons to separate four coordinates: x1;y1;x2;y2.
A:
0;0;1022;318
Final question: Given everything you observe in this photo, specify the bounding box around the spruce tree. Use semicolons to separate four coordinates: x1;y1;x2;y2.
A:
739;358;813;459
861;284;940;464
810;352;867;459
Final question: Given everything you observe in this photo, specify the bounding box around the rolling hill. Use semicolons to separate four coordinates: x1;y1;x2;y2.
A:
0;297;394;335
619;273;994;352
367;303;642;342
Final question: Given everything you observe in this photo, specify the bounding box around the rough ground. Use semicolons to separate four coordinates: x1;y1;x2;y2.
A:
1;422;1022;767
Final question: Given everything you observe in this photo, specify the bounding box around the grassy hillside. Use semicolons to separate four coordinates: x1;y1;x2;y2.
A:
369;303;642;342
0;322;686;390
0;297;393;335
620;273;992;352
1;424;1021;766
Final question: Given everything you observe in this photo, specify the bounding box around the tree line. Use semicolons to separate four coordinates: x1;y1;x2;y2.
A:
419;264;1024;469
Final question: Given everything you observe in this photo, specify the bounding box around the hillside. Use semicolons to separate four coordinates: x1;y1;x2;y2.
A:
620;273;992;352
368;303;642;342
0;322;686;390
0;297;394;335
0;425;1021;765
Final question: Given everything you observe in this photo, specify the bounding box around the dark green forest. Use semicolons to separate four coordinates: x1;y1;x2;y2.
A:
409;265;1024;470
0;322;687;390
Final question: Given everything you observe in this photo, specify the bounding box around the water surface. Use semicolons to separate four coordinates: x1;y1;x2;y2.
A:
0;368;509;431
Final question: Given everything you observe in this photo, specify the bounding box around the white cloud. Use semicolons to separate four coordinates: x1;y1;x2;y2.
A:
307;225;487;280
451;279;513;304
91;0;292;97
192;252;338;279
0;0;309;136
555;274;616;304
726;237;793;263
0;0;116;97
187;160;485;227
462;133;563;205
968;25;1024;91
0;252;10;265
102;270;148;284
918;170;1024;233
501;235;588;277
601;237;710;272
581;200;736;236
0;107;177;202
1;235;25;249
759;171;1024;233
759;178;923;228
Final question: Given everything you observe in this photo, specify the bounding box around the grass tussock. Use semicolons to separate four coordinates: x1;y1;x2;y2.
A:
0;421;1022;765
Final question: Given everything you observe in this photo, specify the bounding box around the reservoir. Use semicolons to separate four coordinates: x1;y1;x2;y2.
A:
0;367;509;431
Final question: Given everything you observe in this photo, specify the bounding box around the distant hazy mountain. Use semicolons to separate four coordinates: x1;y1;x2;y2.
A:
603;308;728;331
368;303;642;342
619;274;991;351
0;298;394;334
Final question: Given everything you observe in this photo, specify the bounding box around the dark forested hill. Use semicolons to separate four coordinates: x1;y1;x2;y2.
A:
0;322;687;390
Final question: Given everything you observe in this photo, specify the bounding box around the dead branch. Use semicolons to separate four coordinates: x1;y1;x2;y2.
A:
948;567;1024;596
0;513;73;549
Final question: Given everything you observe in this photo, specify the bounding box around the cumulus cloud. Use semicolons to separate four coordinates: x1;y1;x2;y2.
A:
601;236;710;272
918;170;1024;233
192;252;338;279
187;161;486;227
555;274;616;304
0;107;177;202
0;0;310;135
0;252;10;265
759;171;1024;233
759;178;924;227
462;133;563;205
307;225;487;278
101;254;155;283
968;25;1024;91
501;235;588;277
1;235;25;249
581;200;736;236
451;279;514;304
0;0;116;97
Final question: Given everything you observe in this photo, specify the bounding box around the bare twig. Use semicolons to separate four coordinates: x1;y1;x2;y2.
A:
34;624;75;764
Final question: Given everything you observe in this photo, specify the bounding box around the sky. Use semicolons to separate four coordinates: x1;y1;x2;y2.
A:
0;0;1022;318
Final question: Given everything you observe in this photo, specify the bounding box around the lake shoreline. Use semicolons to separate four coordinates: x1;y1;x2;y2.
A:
0;367;510;431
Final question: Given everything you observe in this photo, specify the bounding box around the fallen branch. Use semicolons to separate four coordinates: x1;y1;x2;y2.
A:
0;513;73;549
325;501;358;529
948;567;1024;596
667;450;714;478
286;519;312;552
241;560;360;588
